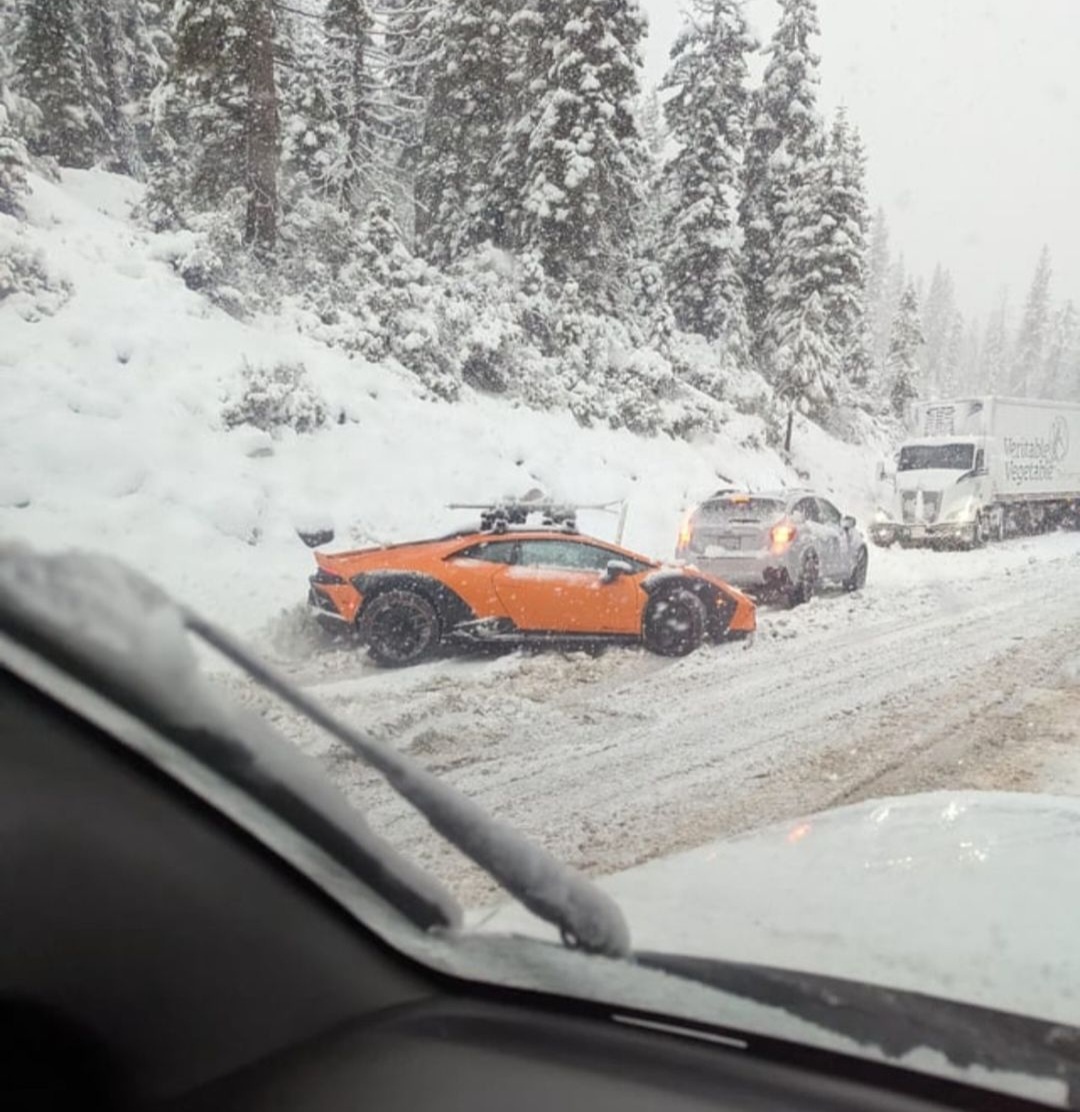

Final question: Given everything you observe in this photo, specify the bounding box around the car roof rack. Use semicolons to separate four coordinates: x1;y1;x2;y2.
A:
447;497;628;539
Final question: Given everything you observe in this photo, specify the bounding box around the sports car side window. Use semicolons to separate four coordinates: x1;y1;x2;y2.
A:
452;541;517;564
517;540;617;571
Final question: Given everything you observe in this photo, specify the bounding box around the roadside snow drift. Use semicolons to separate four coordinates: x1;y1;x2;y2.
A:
1;170;882;638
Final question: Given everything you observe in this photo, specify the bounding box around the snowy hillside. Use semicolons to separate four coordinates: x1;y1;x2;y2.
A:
1;170;885;639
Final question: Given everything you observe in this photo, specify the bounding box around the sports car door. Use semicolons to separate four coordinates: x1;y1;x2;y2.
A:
491;539;643;634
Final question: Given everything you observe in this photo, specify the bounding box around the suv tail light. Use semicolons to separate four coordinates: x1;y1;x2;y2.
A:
770;522;797;553
677;511;696;551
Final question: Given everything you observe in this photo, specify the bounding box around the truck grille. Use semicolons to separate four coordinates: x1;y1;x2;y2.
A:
901;492;942;524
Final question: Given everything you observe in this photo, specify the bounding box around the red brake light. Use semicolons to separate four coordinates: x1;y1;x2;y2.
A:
770;522;797;552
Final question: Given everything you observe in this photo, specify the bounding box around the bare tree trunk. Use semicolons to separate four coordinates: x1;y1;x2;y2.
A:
244;0;278;251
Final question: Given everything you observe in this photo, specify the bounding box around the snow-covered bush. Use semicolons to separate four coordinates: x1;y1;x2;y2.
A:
222;359;328;435
0;221;71;318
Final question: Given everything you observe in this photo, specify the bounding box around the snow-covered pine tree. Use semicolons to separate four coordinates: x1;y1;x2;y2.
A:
739;0;821;351
979;291;1010;394
503;0;649;307
771;289;838;417
279;9;339;199
820;109;870;384
148;0;279;250
1040;301;1079;400
323;0;375;212
887;281;924;416
940;308;964;399
1012;246;1052;396
919;264;956;397
0;81;31;216
383;0;437;235
659;0;756;345
415;0;514;265
13;0;110;168
89;1;138;174
864;206;891;372
761;123;841;406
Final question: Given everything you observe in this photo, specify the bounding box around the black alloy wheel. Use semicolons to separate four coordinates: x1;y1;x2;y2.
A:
643;589;708;657
359;589;441;667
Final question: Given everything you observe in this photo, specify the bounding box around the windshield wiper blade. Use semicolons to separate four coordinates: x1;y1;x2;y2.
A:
185;610;632;959
638;951;1080;1098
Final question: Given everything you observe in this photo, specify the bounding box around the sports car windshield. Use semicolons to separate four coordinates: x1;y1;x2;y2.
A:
3;0;1080;1105
898;444;975;472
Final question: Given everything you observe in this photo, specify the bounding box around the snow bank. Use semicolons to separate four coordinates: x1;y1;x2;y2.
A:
1;169;880;639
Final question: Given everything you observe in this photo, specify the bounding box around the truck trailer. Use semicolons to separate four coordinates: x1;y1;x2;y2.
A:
871;396;1080;548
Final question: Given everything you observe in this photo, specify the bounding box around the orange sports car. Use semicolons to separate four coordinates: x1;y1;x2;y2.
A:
307;516;756;667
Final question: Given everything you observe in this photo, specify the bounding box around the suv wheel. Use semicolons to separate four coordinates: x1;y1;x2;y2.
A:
787;551;820;607
643;589;707;657
359;589;440;667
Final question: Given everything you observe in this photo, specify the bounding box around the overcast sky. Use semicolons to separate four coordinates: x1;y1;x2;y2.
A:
640;0;1080;326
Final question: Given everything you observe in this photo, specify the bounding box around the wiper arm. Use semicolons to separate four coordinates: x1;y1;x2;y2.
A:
639;951;1080;1097
186;611;632;959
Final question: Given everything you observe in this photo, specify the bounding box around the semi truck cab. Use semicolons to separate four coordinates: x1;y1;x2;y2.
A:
872;436;994;548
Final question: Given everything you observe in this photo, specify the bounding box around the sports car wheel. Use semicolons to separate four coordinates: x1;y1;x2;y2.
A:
843;546;869;592
359;589;440;667
642;589;707;657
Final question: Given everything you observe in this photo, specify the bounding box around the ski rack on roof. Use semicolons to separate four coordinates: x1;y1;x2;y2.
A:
447;498;629;542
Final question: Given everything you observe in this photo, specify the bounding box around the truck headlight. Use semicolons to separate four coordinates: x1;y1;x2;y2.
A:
873;508;890;523
946;498;977;523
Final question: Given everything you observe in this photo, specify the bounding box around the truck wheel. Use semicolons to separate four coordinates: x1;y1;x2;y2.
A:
643;589;707;657
359;589;440;667
971;512;990;549
787;552;820;607
844;547;869;592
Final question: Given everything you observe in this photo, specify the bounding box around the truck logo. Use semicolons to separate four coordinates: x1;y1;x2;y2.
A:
1051;415;1070;463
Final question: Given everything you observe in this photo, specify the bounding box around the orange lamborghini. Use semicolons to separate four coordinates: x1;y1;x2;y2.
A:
307;516;756;667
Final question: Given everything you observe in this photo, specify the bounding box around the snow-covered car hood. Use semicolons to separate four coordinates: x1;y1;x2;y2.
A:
479;791;1080;1027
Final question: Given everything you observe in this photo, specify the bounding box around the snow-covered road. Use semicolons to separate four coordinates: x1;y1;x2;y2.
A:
229;531;1080;905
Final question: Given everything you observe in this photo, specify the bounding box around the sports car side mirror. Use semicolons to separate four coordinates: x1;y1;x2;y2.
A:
841;516;856;531
601;559;635;583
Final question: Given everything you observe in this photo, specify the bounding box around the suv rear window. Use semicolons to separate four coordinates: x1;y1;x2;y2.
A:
697;497;785;523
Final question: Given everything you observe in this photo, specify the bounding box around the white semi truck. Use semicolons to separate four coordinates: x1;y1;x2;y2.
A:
871;396;1080;548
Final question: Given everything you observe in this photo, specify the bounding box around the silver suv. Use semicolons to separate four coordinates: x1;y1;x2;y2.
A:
675;490;869;605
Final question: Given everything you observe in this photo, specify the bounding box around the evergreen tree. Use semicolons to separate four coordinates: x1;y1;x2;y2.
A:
279;10;338;198
324;0;375;211
940;308;964;399
384;0;437;235
639;86;665;160
13;0;109;168
503;0;649;306
772;289;838;417
819;110;870;382
864;206;891;371
415;0;514;264
887;281;923;416
1041;301;1079;400
739;0;821;348
1012;246;1052;396
659;0;755;344
148;0;279;249
979;291;1010;393
919;264;955;396
0;81;31;216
